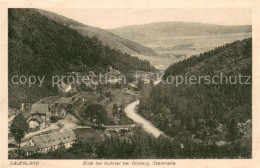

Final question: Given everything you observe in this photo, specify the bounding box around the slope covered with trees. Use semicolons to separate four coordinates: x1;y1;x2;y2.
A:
138;38;252;158
8;9;154;107
36;9;158;56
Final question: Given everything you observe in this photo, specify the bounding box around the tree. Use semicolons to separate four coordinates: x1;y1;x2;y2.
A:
105;91;112;97
10;113;29;148
50;116;59;123
68;140;94;158
150;79;154;87
227;118;238;141
137;78;144;91
48;143;75;159
66;104;73;113
113;103;118;115
84;104;109;124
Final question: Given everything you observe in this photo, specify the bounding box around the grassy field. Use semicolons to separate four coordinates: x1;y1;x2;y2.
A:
133;33;252;71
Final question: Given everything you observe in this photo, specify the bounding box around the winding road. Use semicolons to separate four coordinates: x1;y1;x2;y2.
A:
124;100;163;138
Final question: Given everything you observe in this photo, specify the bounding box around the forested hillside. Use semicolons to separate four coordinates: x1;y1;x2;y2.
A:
8;9;153;107
139;38;252;158
36;9;158;56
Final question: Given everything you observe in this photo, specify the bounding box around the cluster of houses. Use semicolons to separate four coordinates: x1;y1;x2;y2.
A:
15;97;84;155
19;102;68;131
11;68;154;156
107;66;121;76
17;90;90;132
127;71;156;91
10;92;92;155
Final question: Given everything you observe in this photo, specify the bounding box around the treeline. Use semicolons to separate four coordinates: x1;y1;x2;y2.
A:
8;9;154;107
138;38;252;158
8;9;154;77
164;38;252;77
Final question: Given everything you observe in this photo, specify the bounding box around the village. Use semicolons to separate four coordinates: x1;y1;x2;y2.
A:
8;67;159;156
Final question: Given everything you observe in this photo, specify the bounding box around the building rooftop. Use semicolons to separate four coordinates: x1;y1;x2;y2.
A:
31;130;76;149
31;104;49;114
57;82;72;93
60;82;71;90
128;81;138;88
28;115;44;123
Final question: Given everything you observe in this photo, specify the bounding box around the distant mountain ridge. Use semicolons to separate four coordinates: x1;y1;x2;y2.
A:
36;9;158;56
108;21;252;43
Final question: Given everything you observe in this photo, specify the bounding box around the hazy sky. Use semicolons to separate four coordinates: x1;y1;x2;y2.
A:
46;8;252;29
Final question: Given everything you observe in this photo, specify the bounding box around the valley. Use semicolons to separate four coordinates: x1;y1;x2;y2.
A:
109;22;252;70
8;8;252;159
131;32;252;71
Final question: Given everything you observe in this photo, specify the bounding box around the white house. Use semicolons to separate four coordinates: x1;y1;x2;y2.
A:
57;82;72;93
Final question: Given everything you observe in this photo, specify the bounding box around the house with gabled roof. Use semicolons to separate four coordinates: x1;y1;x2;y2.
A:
27;103;51;130
31;103;50;115
22;130;76;156
57;82;72;93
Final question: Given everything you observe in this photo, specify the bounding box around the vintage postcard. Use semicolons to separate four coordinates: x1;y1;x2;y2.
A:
0;0;260;167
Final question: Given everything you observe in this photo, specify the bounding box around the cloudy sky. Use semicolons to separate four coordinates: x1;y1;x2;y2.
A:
46;8;251;29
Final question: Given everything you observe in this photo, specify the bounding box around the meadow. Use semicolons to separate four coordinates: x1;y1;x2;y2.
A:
133;33;252;71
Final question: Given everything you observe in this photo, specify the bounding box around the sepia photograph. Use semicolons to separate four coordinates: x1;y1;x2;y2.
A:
1;0;260;167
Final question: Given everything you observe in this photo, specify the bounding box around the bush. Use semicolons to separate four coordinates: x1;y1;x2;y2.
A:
50;116;59;123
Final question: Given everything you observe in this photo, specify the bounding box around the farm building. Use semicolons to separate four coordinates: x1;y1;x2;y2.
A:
22;130;76;156
27;103;50;130
57;82;72;93
127;81;138;90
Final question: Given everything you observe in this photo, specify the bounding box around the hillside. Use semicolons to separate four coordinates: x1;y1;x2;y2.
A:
109;22;252;69
36;9;157;56
8;9;154;108
163;39;252;77
109;22;252;43
138;38;252;158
